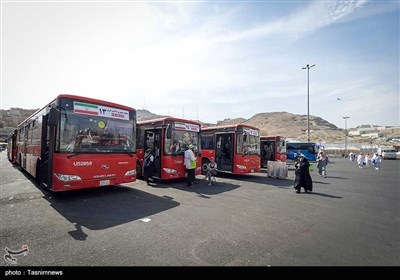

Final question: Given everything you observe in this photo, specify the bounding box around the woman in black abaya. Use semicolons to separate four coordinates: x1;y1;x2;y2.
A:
294;155;313;193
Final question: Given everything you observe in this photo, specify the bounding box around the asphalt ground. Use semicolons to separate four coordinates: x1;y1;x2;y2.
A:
0;152;399;269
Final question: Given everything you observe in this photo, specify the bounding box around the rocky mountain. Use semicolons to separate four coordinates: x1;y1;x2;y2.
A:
242;112;343;142
0;108;38;139
1;108;397;145
134;110;344;142
136;109;165;121
209;112;399;145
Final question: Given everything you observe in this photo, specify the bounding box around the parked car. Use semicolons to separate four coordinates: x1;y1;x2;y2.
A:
377;147;397;160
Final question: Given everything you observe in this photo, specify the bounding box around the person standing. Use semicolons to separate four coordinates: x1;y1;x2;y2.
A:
372;153;382;170
317;151;328;178
143;149;155;185
364;153;371;167
357;153;365;168
294;154;313;193
184;144;197;187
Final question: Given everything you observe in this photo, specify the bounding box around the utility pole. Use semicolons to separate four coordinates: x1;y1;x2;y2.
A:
302;64;315;142
343;116;350;157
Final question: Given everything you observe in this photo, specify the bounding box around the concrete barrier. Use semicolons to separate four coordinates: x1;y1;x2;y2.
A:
266;161;288;179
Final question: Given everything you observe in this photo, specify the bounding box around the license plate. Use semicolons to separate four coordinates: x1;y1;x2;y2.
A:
251;169;254;173
100;180;110;186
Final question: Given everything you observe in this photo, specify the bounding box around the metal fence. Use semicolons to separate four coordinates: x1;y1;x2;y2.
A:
320;143;379;157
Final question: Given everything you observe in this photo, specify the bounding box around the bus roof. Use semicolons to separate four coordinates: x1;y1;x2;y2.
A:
137;117;202;126
57;94;135;111
201;123;259;132
17;95;135;127
260;135;284;139
286;141;317;144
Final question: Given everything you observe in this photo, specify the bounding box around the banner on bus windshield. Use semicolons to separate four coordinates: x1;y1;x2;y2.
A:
73;101;129;120
174;121;200;132
243;128;259;136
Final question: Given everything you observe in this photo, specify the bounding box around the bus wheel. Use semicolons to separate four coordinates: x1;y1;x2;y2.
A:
201;159;210;175
36;159;41;184
17;153;23;170
136;161;143;179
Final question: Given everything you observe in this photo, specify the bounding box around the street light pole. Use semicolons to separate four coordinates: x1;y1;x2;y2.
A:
302;64;315;142
343;116;350;157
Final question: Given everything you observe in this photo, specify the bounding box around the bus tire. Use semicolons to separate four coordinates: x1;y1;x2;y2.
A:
201;158;210;175
18;153;22;166
136;160;143;179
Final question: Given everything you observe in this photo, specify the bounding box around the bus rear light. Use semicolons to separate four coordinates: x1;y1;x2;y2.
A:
163;168;178;174
236;165;247;170
125;169;136;176
54;173;82;182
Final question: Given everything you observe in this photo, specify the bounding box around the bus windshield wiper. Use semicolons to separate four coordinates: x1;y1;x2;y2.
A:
123;149;134;157
67;153;80;159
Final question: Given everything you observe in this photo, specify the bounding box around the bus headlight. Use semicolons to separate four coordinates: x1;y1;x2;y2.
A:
163;168;178;174
236;165;247;170
54;173;82;182
125;169;136;176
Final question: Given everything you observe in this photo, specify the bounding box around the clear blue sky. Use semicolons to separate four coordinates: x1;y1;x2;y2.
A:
1;0;399;129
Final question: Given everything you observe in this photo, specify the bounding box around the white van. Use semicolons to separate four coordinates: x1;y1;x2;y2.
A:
377;147;397;160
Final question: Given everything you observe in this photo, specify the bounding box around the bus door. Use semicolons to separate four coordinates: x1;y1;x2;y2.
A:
10;132;17;163
144;129;162;179
261;140;272;167
268;140;275;161
216;133;234;172
39;108;58;190
20;127;28;169
39;114;52;189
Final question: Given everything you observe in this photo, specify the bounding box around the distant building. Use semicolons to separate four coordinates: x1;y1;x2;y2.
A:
348;131;360;136
9;108;22;116
361;132;381;139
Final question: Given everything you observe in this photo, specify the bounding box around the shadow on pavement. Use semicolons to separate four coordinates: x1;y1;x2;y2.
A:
165;177;241;196
42;186;180;232
306;192;342;199
312;180;331;185
214;172;295;188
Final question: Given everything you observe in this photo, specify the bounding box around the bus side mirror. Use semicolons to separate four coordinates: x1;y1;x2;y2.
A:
166;124;172;139
48;107;60;127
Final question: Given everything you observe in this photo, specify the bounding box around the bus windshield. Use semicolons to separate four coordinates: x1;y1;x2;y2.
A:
58;111;135;153
286;142;318;161
164;130;200;155
287;142;317;153
237;134;260;155
383;149;396;153
277;139;286;154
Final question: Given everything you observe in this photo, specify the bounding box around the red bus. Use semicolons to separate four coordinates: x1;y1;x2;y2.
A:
15;94;137;192
136;117;202;180
6;129;18;164
260;135;287;178
260;135;287;166
200;124;261;175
